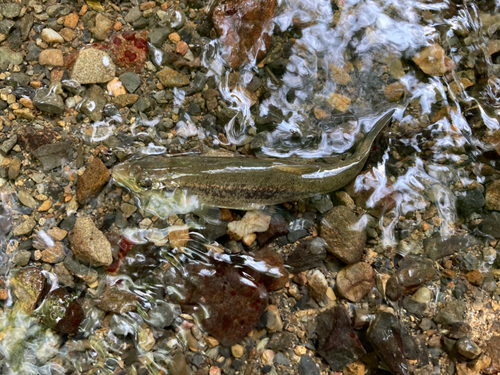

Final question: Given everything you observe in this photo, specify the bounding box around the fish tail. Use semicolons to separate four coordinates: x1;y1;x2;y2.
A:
354;109;395;162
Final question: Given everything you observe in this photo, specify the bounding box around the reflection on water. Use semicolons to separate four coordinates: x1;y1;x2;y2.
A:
3;0;500;373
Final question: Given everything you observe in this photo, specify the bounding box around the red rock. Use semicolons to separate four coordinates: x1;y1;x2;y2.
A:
77;157;110;204
252;247;289;291
109;31;149;72
37;288;84;335
211;0;276;68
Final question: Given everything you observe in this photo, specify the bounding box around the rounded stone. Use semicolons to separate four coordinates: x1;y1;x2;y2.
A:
71;48;116;84
336;262;375;302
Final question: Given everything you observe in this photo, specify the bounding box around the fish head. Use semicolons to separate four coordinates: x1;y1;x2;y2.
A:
111;156;177;194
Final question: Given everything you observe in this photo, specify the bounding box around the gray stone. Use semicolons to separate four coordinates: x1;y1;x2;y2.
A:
435;300;466;327
423;235;477;260
274;353;290;366
124;6;142;23
146;303;181;328
18;190;37;210
456;337;482;360
1;3;22;19
71;48;115;84
0;47;24;70
0;135;17;156
26;43;41;62
32;142;72;171
63;257;98;284
119;72;141;93
286;237;326;272
298;355;319;375
69;217;113;267
147;28;170;47
13;250;32;267
479;212;500;238
0;19;15;35
19;12;33;41
80;85;106;121
92;13;113;41
13;218;37;236
320;205;366;264
33;87;65;115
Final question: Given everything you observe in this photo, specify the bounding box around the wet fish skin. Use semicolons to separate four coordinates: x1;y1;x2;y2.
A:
112;111;394;210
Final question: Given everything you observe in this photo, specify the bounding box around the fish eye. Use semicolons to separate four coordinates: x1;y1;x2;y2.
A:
137;177;153;189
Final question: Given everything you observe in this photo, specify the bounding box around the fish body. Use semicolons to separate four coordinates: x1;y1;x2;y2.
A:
112;111;394;215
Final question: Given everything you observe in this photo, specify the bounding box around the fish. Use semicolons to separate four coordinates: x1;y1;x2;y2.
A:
112;110;394;217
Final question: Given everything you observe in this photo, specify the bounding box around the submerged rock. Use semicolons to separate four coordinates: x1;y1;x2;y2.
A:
77;157;110;204
316;305;366;370
211;0;276;69
286;237;327;272
33;87;65;115
37;288;84;335
336;262;374;302
69;217;113;267
368;312;409;375
32;141;72;171
71;48;115;84
320;205;366;264
385;259;435;301
412;44;454;76
11;267;45;314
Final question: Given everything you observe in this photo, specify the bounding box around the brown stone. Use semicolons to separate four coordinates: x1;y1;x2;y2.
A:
484;336;500;374
327;93;351;112
176;41;189;55
92;13;113;41
486;179;500;211
77;157;110;204
337;262;375;302
114;93;139;108
211;0;276;68
384;82;405;102
39;49;64;67
41;242;65;263
64;13;79;29
412;44;454;76
156;66;190;88
59;28;77;42
466;269;484;286
11;267;45;314
69;217;113;267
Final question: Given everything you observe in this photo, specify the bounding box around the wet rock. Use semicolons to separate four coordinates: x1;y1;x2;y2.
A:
41;28;64;44
320;205;366;264
13;217;36;236
456;337;482;360
486;180;500;210
329;64;351;85
95;282;138;313
11;267;45;314
1;3;22;19
63;257;98;284
41;242;65;263
33;87;65;115
38;49;64;67
79;85;106;121
13;250;31;267
385;259;435;301
412;44;454;76
252;247;288;291
32;141;72;170
146;303;181;328
148;28;170;47
385;82;405;102
423;235;477;260
286;237;327;272
327;93;351;112
0;134;17;156
298;355;320;375
69;217;113;267
119;72;141;93
317;305;366;371
479;212;500;238
211;0;276;68
77;157;110;204
368;312;409;375
228;210;271;240
156;66;190;88
125;6;142;24
435;300;466;327
114;94;139;108
484;336;500;374
265;304;283;331
92;13;113;41
466;269;484;286
307;270;328;303
336;262;375;302
267;331;298;351
184;257;268;346
71;48;116;84
8;157;21;180
18;190;36;210
37;288;84;335
456;188;485;216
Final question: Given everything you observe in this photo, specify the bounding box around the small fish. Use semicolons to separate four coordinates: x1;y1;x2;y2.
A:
112;110;394;217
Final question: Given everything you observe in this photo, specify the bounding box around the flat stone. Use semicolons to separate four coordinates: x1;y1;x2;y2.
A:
8;157;21;180
39;49;64;67
385;82;405;102
317;305;366;371
147;27;171;47
298;355;320;375
286;237;326;272
156;66;189;88
92;13;113;41
95;282;138;313
32;141;72;170
0;134;17;156
63;257;98;284
41;242;65;263
320;205;366;264
1;3;22;18
77;157;110;204
11;267;45;314
41;28;64;44
386;259;435;301
114;93;139;108
435;300;466;327
79;85;106;121
456;337;482;359
71;48;116;84
69;217;113;267
125;6;142;23
64;13;79;29
59;28;77;42
486;180;500;210
119;72;141;93
13;250;32;267
337;262;375;302
13;217;36;236
423;235;477;260
107;77;127;97
47;227;67;241
33;87;65;115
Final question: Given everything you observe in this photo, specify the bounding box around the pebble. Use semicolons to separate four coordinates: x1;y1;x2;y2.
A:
9;157;22;180
434;300;466;327
327;93;351;112
63;257;98;284
33;87;65;115
13;250;31;267
265;305;283;332
39;49;64;66
329;63;351;85
412;44;454;76
71;48;116;84
119;72;141;93
107;77;127;97
47;227;67;241
298;355;320;375
1;3;22;18
384;82;405;102
138;327;156;351
120;203;137;218
18;190;38;209
456;337;482;360
307;269;328;303
41;242;65;263
95;282;138;313
77;157;110;204
68;217;113;267
385;259;435;300
13;217;37;236
484;336;500;373
486;179;500;210
320;205;367;264
0;134;17;156
231;344;244;358
41;28;64;44
317;305;366;370
286;237;326;272
228;210;271;240
38;288;84;334
336;262;375;302
114;94;139;108
423;235;476;260
32;142;71;170
0;47;24;70
92;13;113;41
156;66;190;88
257;214;289;245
